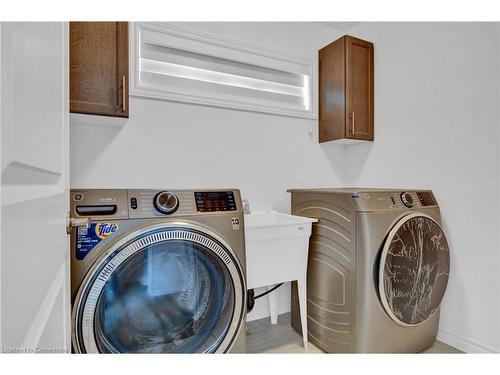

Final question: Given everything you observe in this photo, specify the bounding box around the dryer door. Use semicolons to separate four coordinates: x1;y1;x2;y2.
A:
378;213;450;327
72;223;245;353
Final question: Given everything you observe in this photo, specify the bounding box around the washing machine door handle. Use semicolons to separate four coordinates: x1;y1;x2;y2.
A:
66;212;90;234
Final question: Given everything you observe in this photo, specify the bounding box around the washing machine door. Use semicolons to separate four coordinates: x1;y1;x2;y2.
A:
378;213;450;327
72;222;245;353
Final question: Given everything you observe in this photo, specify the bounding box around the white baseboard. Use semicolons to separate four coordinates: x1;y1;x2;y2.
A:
437;328;498;353
247;302;291;322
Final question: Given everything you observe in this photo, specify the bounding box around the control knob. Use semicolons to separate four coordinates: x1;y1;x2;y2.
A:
154;191;179;214
400;192;414;208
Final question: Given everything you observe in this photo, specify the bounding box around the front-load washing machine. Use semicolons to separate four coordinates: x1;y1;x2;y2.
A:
288;188;450;353
68;189;246;353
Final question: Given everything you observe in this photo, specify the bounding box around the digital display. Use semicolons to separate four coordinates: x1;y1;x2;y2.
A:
416;192;437;207
195;191;237;212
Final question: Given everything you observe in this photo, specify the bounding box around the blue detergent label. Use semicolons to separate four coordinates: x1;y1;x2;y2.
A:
76;222;119;260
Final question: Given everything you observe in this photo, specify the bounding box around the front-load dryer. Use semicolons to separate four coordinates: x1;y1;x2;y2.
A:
288;188;450;353
69;189;246;353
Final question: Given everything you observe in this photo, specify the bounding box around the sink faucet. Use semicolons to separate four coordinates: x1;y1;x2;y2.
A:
242;199;251;214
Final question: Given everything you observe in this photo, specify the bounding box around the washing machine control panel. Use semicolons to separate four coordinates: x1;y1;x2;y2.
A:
127;189;241;218
70;189;242;220
195;191;237;212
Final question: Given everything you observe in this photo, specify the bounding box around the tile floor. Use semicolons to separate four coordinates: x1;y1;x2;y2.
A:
246;313;462;354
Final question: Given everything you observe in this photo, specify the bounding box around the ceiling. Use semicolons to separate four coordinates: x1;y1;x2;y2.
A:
318;22;360;31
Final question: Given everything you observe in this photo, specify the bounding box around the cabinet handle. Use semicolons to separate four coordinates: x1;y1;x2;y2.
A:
121;75;127;112
351;111;355;134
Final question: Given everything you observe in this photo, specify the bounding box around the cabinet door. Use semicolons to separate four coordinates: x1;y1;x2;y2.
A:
318;37;346;142
345;36;373;140
70;22;128;118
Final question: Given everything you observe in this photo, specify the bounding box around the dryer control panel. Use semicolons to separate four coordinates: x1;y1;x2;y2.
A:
350;190;438;211
416;191;437;206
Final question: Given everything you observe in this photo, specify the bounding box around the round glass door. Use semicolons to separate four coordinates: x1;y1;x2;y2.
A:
379;214;450;326
74;225;244;353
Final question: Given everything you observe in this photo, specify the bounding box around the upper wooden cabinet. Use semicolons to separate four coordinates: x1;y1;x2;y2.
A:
70;22;129;118
319;35;373;143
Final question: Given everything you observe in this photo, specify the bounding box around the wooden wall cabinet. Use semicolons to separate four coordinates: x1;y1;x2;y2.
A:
70;22;129;118
319;35;373;143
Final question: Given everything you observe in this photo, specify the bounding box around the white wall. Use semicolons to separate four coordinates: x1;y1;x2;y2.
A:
343;22;500;353
71;22;346;212
70;22;500;352
70;22;345;321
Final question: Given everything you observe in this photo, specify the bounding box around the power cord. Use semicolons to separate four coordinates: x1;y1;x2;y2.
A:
247;283;284;313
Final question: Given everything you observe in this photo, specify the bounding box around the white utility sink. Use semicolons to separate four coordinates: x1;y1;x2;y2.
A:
244;210;317;349
244;210;316;229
